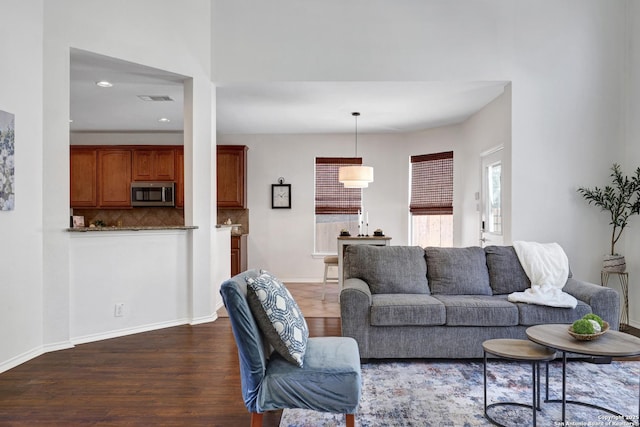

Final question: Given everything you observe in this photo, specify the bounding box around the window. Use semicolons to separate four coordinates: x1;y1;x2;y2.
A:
315;157;362;253
410;151;454;247
484;161;502;234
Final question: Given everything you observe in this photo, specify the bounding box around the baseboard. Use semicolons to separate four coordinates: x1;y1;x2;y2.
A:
71;318;190;345
0;346;45;374
42;340;75;353
190;313;217;325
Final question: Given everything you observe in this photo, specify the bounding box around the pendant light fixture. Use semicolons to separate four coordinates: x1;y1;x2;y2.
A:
339;112;374;188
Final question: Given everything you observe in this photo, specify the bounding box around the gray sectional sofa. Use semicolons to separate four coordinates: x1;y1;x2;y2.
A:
340;245;620;359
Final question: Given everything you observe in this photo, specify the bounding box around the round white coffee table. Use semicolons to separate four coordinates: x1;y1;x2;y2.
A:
483;338;557;426
527;323;640;426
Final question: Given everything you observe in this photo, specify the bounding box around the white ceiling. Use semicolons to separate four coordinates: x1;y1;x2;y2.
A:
70;49;508;135
216;82;507;134
70;49;186;132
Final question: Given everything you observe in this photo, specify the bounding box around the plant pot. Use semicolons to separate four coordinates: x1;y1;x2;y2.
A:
603;254;626;273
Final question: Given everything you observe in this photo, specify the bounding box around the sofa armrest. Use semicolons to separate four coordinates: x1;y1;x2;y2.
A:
340;278;373;357
564;278;620;330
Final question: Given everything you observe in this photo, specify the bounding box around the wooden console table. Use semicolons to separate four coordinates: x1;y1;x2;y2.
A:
337;236;392;288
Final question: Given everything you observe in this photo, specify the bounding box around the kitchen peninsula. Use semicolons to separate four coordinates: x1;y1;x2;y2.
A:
68;144;209;343
68;225;197;232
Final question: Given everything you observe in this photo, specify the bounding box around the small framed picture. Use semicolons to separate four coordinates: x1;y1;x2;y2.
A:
271;184;291;209
72;215;85;228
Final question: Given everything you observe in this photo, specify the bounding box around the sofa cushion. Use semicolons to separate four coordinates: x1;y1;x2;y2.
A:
370;294;445;326
425;247;492;295
433;295;519;326
516;300;592;326
485;245;531;294
245;273;309;367
344;245;429;294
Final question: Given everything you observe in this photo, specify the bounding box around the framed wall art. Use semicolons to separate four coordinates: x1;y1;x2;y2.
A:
0;110;15;211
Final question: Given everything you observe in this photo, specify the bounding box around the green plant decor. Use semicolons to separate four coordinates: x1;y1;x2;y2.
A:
582;313;604;328
572;318;595;334
577;163;640;256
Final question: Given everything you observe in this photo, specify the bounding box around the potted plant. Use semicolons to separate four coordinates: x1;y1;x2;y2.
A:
577;163;640;272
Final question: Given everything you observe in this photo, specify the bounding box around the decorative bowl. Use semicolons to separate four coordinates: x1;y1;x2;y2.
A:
568;321;609;341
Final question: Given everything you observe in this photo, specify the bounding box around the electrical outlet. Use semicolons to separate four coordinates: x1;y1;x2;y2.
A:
114;303;124;317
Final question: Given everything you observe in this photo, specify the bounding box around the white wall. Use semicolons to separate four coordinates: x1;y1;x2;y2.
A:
212;1;628;297
218;91;510;281
0;0;45;371
40;0;216;352
70;132;183;146
0;0;220;373
458;84;513;247
508;3;624;279
218;133;401;281
69;231;190;342
625;1;640;329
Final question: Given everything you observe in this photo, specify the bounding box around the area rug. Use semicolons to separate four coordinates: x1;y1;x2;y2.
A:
279;360;639;427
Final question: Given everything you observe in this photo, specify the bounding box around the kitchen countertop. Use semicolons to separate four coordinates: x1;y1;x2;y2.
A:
67;225;198;232
215;224;246;236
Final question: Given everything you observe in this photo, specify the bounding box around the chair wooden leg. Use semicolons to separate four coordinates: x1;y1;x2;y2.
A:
346;413;355;427
250;412;263;427
322;264;328;300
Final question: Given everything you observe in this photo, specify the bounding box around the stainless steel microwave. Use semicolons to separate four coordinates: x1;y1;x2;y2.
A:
131;182;175;207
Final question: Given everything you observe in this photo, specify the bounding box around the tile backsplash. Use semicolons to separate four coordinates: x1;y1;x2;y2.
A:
217;208;249;234
72;208;184;227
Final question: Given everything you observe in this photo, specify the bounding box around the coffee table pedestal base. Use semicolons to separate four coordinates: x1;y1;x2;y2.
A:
483;339;556;427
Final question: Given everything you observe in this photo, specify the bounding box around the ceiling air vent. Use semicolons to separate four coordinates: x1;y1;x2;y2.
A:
137;95;174;102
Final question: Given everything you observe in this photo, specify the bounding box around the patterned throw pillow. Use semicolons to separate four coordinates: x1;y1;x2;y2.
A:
245;273;309;367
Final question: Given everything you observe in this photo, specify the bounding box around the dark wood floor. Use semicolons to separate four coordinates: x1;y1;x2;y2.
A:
0;282;341;427
0;317;341;427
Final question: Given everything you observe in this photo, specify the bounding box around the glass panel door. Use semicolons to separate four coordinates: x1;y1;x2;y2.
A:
480;147;503;247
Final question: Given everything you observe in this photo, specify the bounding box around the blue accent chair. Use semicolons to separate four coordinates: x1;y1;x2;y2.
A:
220;269;362;427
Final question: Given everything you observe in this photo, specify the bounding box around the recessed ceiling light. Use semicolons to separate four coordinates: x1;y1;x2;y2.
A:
95;81;113;88
158;118;171;123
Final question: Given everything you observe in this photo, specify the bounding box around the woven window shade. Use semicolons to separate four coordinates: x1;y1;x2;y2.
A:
410;151;454;215
315;157;362;214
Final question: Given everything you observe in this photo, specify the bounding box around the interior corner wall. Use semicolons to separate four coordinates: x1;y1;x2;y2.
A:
39;0;214;357
508;3;625;283
458;87;513;247
0;1;45;372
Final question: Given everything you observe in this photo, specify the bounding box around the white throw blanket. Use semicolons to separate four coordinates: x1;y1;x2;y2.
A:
507;241;577;309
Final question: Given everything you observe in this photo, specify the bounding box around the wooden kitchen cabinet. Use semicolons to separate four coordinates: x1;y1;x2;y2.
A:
231;234;247;276
98;149;132;207
132;149;175;181
70;145;182;209
217;145;247;208
175;148;184;208
70;148;97;208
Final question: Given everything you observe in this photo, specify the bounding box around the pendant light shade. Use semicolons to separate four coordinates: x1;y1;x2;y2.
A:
338;165;374;188
339;112;374;188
